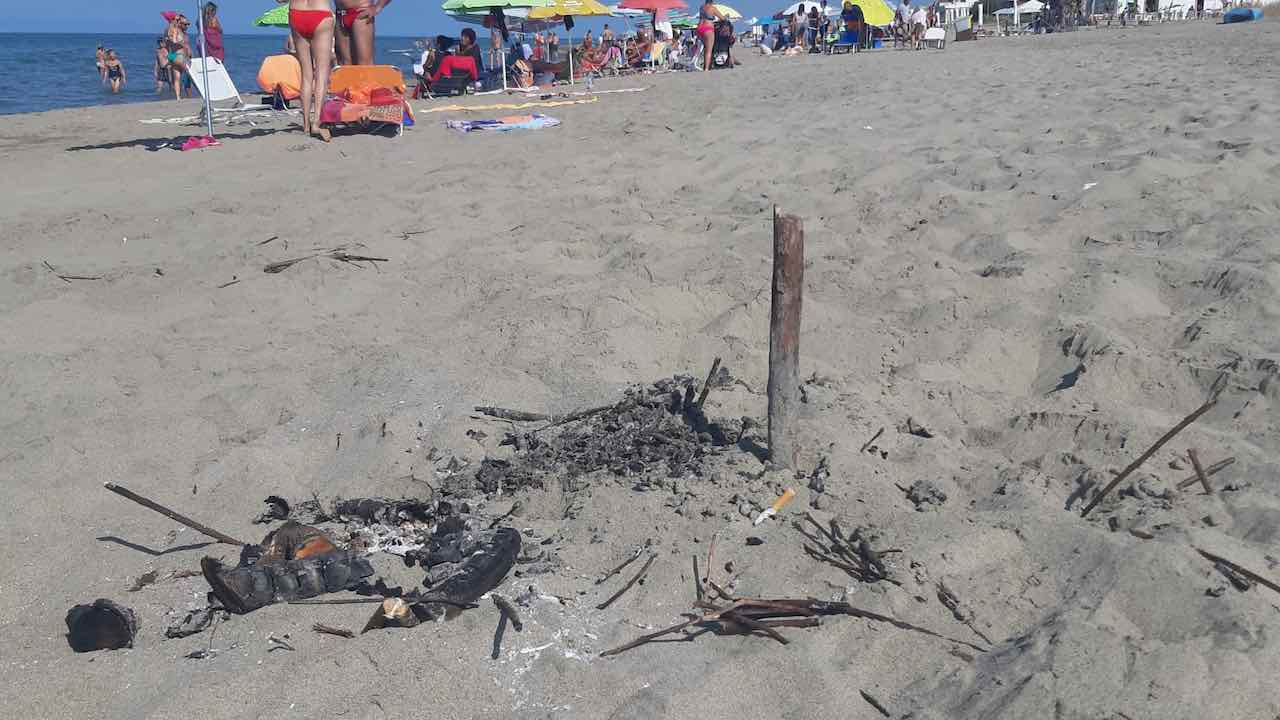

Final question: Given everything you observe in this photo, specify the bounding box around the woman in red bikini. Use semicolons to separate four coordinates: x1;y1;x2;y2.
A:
335;0;393;66
287;0;336;141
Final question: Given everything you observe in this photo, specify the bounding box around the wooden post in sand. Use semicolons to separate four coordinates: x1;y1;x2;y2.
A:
768;208;804;469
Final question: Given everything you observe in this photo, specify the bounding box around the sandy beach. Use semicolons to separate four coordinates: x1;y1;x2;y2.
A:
2;17;1278;719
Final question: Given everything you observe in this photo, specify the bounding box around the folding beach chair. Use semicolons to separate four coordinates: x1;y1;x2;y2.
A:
923;26;946;49
187;57;252;110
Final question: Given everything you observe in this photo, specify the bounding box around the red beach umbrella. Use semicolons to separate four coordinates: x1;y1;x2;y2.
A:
618;0;688;11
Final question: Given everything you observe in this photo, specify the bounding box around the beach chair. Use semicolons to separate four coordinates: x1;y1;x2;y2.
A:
326;65;409;137
187;57;249;109
923;26;946;49
426;55;478;97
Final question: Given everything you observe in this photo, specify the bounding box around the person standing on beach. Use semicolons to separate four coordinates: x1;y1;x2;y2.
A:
201;3;225;63
287;0;337;141
95;45;108;84
548;30;559;62
335;0;392;65
164;14;193;100
697;0;725;70
104;50;126;94
153;38;171;93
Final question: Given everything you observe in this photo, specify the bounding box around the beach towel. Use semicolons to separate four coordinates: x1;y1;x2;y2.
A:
419;96;598;114
445;114;560;133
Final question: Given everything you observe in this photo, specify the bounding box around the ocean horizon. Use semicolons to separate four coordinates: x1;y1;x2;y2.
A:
0;32;431;116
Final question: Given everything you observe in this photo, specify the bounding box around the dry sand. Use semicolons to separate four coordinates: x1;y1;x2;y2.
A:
2;18;1279;719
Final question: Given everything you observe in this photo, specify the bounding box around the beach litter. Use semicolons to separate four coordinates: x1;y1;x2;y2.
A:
446;115;561;133
65;599;138;652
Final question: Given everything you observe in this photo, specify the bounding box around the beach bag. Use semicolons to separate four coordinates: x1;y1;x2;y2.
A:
513;59;534;88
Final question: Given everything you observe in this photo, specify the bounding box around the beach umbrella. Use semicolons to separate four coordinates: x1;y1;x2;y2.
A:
713;4;743;19
253;5;289;27
447;7;557;32
442;1;552;91
618;0;688;12
669;14;699;26
850;0;895;26
775;1;837;17
528;0;613;85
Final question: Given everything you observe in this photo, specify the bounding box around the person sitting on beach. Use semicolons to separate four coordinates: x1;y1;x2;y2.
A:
105;50;127;94
153;38;171;93
459;27;485;74
96;45;108;84
335;0;392;66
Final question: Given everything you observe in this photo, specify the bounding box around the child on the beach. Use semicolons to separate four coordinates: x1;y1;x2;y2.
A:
105;50;126;94
154;38;170;94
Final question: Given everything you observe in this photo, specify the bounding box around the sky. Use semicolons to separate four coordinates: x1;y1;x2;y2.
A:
4;1;793;36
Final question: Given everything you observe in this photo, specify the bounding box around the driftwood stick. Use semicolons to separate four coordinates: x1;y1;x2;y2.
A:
596;547;644;585
860;690;891;717
288;597;386;605
491;610;509;660
767;207;804;469
597;554;657;610
599;617;697;657
312;623;354;639
692;555;704;604
1195;548;1280;597
1186;448;1213;495
474;406;550;422
493;594;523;631
706;579;736;603
1177;457;1235;490
695;357;722;410
103;482;244;545
1080;398;1217;517
860;426;885;453
722;611;789;645
704;532;718;587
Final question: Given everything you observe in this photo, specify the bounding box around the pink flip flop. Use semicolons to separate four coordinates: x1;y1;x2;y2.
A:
180;135;221;151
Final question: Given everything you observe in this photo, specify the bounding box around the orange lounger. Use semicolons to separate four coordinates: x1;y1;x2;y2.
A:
257;54;302;100
329;65;406;96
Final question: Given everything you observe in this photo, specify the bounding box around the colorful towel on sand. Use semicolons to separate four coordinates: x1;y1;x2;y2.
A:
445;114;561;133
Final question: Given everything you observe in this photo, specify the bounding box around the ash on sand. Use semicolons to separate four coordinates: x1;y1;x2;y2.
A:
469;375;743;496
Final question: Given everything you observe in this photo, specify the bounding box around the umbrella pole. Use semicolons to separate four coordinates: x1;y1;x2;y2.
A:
568;28;574;85
196;1;214;138
503;40;508;92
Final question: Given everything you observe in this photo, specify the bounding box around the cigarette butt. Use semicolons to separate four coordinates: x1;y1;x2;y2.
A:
771;488;797;513
753;488;797;525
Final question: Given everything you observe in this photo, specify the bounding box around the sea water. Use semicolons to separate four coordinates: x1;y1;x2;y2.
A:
0;33;425;116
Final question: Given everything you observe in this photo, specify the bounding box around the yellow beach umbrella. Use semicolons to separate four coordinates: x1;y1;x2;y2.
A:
713;4;743;18
850;0;895;27
526;0;613;17
528;0;612;86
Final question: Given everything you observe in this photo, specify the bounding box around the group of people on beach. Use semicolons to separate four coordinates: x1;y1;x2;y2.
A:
93;4;225;99
285;0;394;141
95;46;127;94
762;1;939;54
